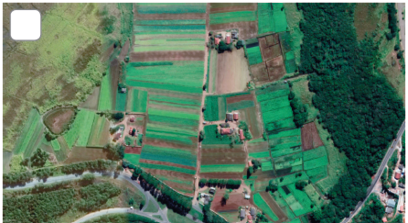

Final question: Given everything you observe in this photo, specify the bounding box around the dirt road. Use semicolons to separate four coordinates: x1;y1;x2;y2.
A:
397;3;405;51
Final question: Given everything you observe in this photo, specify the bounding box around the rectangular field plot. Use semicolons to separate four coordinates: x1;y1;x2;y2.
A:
203;95;226;121
63;109;95;149
87;115;110;148
303;146;327;161
258;3;288;34
247;46;263;65
136;3;207;14
249;151;270;159
262;161;274;171
13;108;43;157
306;166;328;183
141;162;196;175
277;172;309;187
115;92;127;112
135;19;206;25
253;193;279;221
287;184;317;216
303;156;328;170
200;164;245;173
257;88;290;102
98;70;113;111
124;153;141;165
268;128;300;139
126;61;204;94
140;145;196;167
127;89;148;113
209;11;257;25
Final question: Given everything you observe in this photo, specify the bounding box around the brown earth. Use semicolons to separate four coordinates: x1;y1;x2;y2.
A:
63;147;109;164
266;56;286;82
247;141;269;153
258;191;288;223
139;159;197;171
211;189;252;212
209;21;258;40
265;34;280;47
226;93;254;104
142;168;195;181
209;3;257;13
301;122;324;151
118;39;130;62
43;107;75;134
110;58;121;109
163;181;194;196
125;146;142;154
216;48;251;94
130;51;205;62
143;139;197;151
259;37;282;61
201;148;246;165
79;86;100;110
250;63;269;83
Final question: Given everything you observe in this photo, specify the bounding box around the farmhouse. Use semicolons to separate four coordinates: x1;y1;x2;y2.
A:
129;127;133;135
233;112;239;121
239;129;245;140
215;37;220;45
240;209;245;219
221;128;233;135
387;199;396;208
226;35;231;45
395;172;401;180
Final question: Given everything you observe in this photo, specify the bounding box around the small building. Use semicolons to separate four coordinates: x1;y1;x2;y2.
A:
385;207;394;214
387;199;396;208
239;129;245;140
226;36;231;44
114;132;121;141
215;37;220;45
247;215;253;220
399;164;404;170
399;183;405;188
130;116;135;122
400;204;404;213
226;113;233;121
231;31;238;39
395;172;401;180
245;194;251;199
250;207;256;217
233;112;239;121
204;196;211;205
240;209;245;219
221;128;232;135
121;87;127;93
209;187;216;194
382;217;388;222
248;160;253;167
129;127;133;135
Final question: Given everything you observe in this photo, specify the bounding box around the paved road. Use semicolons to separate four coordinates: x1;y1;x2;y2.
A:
72;208;166;223
342;120;405;223
397;3;405;51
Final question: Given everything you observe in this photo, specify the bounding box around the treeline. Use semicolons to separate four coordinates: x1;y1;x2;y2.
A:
386;3;398;40
83;213;159;223
124;162;192;215
297;3;404;223
3;159;116;186
288;83;308;127
198;178;241;189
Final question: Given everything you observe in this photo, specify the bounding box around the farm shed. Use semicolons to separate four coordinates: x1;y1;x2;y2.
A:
395;172;401;180
130;116;135;122
250;207;256;217
233;112;239;120
239;129;245;140
399;164;404;170
245;194;251;199
226;36;231;44
215;37;221;45
387;199;396;208
226;113;233;121
221;128;232;135
399;183;405;188
240;209;245;219
385;207;393;214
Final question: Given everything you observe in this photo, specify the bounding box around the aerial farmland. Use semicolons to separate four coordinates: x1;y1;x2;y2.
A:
3;3;406;223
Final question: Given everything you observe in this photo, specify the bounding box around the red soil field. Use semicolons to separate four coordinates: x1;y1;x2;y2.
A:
125;146;142;154
139;159;197;170
226;93;254;104
209;3;257;13
301;122;324;151
130;51;205;62
211;190;252;212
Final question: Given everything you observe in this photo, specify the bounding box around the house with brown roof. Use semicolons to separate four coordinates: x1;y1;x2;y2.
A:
226;36;231;44
233;112;239;121
239;129;245;140
221;128;232;135
130;116;135;122
215;37;220;45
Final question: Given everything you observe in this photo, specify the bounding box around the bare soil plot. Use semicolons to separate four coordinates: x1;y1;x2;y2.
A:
139;159;197;170
209;21;258;40
201;148;246;165
144;138;197;151
301;122;324;151
259;37;282;61
266;56;286;82
247;141;269;153
265;34;280;47
118;39;130;61
142;168;194;182
259;191;288;223
79;86;100;110
125;146;142;154
211;189;252;212
216;48;251;94
209;3;257;13
250;63;269;83
110;58;121;109
43;107;75;134
226;93;254;104
63;147;109;164
130;51;205;62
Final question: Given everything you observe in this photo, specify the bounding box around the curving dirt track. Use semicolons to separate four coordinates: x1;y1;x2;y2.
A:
130;51;205;62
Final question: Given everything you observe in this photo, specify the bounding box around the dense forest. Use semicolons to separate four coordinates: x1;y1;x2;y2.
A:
351;194;384;223
297;3;404;222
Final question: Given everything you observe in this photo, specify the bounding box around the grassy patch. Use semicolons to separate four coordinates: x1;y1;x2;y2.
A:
200;164;245;173
98;70;113;111
210;11;257;25
124;153;140;166
253;193;279;221
144;200;158;213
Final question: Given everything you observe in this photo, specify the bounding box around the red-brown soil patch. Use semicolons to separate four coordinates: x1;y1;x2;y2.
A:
266;56;286;82
64;147;109;164
258;191;288;223
110;58;121;109
209;21;258;40
43;107;75;134
118;39;130;62
130;51;205;62
265;34;280;47
250;63;269;84
210;3;257;13
125;146;142;154
201;148;246;165
226;93;254;104
144;138;197;151
139;159;197;170
301;122;324;151
259;37;282;61
211;189;252;212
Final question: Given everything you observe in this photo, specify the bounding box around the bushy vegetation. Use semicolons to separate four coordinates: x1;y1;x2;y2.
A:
351;194;384;223
297;3;404;222
288;88;308;127
386;3;398;40
77;182;121;211
29;148;49;168
198;178;241;189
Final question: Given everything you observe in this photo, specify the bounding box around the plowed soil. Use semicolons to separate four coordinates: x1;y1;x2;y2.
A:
265;34;280;46
226;93;254;104
130;51;205;62
125;146;142;154
266;56;286;82
201;148;246;165
301;122;324;151
211;189;252;212
64;147;109;164
259;37;282;61
209;3;257;13
43;107;75;134
209;21;258;40
139;159;197;170
142;168;194;181
259;191;288;223
250;63;269;83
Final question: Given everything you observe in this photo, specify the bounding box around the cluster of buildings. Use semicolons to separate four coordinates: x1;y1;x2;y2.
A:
240;207;256;222
219;112;246;141
214;30;239;46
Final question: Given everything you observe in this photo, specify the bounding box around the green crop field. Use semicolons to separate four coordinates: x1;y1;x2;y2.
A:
209;11;257;25
140;145;196;167
141;162;196;175
287;184;316;216
268;128;300;139
135;19;206;25
75;111;96;147
262;106;294;124
204;95;225;121
50;139;61;151
265;118;297;133
87;115;110;147
202;125;232;145
258;3;288;34
145;132;194;145
271;146;302;158
304;184;324;207
98;69;113;111
262;162;274;171
115;92;127;112
249;151;270;158
136;3;207;14
257;88;290;102
126;61;204;94
200;164;245;173
148;115;198;127
247;46;263;65
13;108;43;156
304;156;328;170
303;146;327;161
149;94;201;108
227;100;254;112
128;89;148;113
275;172;309;187
124;153;140;165
306;166;328;183
148;108;199;121
269;135;301;147
254;193;279;221
259;96;291;113
63;109;95;149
